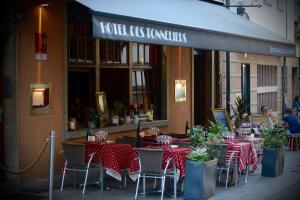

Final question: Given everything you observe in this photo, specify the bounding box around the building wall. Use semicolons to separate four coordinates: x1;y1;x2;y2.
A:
237;0;294;42
220;51;283;115
18;0;64;181
166;47;192;134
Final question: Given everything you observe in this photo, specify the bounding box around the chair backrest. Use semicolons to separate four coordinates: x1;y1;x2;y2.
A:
211;144;228;165
62;142;86;167
138;148;164;174
251;115;271;128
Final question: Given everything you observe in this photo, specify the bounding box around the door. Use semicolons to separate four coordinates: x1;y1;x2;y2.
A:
194;50;213;127
241;63;250;113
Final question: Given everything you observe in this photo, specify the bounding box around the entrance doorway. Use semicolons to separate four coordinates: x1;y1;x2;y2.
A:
241;63;250;113
193;50;213;127
292;67;299;101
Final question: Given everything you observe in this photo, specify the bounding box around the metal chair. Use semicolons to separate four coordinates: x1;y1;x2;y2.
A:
60;142;104;194
134;148;175;200
212;144;238;189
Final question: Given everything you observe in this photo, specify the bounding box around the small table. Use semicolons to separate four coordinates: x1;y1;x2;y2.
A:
85;142;133;181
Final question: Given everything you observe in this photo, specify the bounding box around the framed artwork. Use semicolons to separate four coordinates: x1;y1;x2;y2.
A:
30;83;52;115
211;108;234;132
175;80;186;102
95;92;109;127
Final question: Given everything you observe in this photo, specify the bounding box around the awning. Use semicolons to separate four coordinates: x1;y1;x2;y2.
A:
76;0;296;57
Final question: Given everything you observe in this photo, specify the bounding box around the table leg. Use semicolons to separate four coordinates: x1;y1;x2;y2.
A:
173;165;177;198
245;165;248;183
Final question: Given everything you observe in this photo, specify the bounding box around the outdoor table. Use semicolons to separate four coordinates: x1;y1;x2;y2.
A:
226;140;258;173
85;142;133;181
235;135;264;157
226;140;258;183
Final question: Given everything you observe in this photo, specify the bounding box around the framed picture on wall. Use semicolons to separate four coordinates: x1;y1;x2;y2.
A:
30;83;52;115
175;80;186;102
95;92;109;127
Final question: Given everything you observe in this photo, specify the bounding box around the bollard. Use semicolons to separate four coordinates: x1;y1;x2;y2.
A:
48;130;55;200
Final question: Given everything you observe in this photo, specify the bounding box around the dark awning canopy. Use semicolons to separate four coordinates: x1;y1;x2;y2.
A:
76;0;296;57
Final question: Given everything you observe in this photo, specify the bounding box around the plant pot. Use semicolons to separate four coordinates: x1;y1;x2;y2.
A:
183;159;217;200
261;147;284;177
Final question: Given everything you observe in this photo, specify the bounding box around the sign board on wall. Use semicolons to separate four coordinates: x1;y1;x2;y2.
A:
35;32;47;61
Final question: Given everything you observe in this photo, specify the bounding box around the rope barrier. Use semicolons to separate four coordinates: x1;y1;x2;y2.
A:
0;137;49;174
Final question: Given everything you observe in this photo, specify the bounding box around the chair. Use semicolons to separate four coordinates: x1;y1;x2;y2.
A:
60;142;104;194
251;115;272;130
287;133;300;151
212;144;238;189
134;148;175;200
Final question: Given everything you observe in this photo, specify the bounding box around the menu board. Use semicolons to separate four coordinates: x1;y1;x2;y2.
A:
211;109;233;131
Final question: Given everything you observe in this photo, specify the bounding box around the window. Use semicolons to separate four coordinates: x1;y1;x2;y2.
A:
68;3;95;64
100;40;161;120
257;64;277;87
276;0;285;11
257;92;277;113
133;43;150;65
100;40;128;64
132;70;153;110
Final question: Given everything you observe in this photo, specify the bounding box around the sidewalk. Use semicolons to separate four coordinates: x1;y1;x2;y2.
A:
2;150;300;200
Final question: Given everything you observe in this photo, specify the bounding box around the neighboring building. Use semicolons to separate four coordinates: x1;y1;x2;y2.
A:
222;0;299;115
0;0;296;190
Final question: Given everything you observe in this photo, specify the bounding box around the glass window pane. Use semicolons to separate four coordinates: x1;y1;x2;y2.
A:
133;43;138;64
142;71;146;90
136;71;142;91
137;94;143;106
132;94;137;106
139;44;144;64
100;40;106;63
132;71;136;91
113;41;120;63
145;45;149;64
107;41;113;63
86;38;94;64
121;42;127;64
69;37;77;62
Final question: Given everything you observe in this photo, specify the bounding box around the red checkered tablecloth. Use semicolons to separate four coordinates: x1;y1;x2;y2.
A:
129;147;191;180
85;142;133;181
227;141;258;173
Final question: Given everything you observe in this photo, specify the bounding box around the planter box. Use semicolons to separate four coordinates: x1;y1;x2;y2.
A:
183;159;217;200
261;147;284;177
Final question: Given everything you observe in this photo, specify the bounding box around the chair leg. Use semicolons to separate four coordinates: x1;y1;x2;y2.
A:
83;169;89;195
235;166;238;186
73;171;76;187
100;167;104;192
153;177;157;188
134;174;141;200
143;176;146;198
123;171;127;188
173;174;177;198
225;168;230;189
161;176;166;200
60;167;67;192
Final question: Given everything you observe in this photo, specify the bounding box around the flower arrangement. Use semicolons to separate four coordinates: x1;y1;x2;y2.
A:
187;121;226;162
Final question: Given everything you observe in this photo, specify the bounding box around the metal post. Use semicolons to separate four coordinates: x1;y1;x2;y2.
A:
282;57;287;114
48;130;55;200
226;52;231;115
225;0;231;115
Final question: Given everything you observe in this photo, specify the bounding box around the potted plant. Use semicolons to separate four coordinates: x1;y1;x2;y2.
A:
261;124;287;177
233;96;248;128
183;122;225;200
